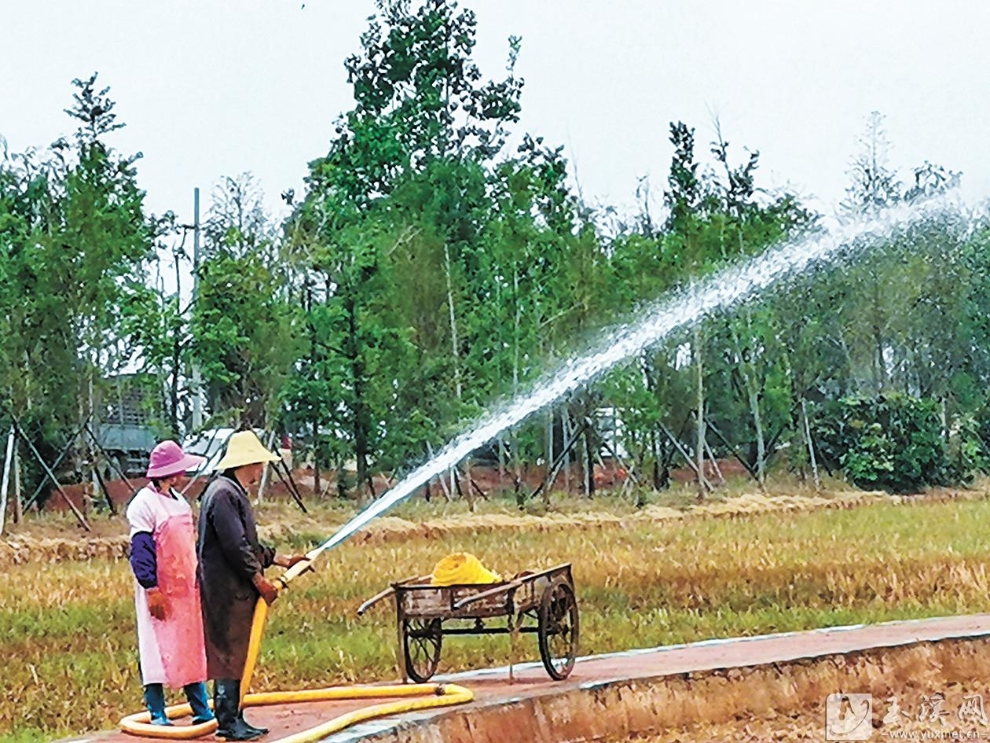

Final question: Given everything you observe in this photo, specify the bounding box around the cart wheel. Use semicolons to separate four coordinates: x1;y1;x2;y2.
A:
403;618;443;683
537;579;579;680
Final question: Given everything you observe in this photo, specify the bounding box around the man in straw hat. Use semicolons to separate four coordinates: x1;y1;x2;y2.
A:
126;440;215;727
197;430;307;741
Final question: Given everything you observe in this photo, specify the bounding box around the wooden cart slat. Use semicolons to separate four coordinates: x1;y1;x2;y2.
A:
360;563;578;682
395;564;571;620
357;574;431;616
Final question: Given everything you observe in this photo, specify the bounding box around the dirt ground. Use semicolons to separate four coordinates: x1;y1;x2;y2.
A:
621;679;990;742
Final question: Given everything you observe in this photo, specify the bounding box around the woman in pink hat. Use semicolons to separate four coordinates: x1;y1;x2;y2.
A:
125;440;214;727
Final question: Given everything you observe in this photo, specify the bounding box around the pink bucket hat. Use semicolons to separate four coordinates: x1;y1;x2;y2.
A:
146;440;206;479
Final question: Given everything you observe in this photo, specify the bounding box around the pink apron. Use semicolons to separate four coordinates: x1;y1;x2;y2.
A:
152;511;208;688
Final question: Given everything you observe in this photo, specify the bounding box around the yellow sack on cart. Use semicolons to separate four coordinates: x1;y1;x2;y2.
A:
430;552;502;586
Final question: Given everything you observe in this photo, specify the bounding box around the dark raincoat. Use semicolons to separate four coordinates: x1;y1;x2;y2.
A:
197;474;275;680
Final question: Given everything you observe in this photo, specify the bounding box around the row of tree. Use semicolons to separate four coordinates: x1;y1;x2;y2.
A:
2;0;987;501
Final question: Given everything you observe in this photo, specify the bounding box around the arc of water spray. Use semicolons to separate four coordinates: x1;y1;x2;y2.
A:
283;188;984;581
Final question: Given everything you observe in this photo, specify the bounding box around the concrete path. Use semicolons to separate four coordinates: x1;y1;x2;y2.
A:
68;614;990;743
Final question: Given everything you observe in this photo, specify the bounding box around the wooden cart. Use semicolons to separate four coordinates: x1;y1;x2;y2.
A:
358;564;579;682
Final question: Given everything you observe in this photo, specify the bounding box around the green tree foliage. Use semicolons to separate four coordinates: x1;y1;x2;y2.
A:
192;175;301;429
812;395;950;493
116;212;195;437
605;122;812;491
4;8;987;507
0;73;154;473
287;0;569;496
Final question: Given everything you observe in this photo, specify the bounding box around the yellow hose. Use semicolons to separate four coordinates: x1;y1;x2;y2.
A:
120;565;475;741
244;683;474;743
119;706;214;740
119;682;473;742
239;596;269;707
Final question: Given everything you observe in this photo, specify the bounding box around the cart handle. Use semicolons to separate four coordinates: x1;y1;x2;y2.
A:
357;574;432;616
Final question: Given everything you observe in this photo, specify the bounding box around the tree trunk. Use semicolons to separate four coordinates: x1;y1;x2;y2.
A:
497;433;505;482
443;244;462;400
0;427;13;535
694;326;707;500
545;409;553;504
730;318;767;489
463;458;475;511
511;268;521;484
801;398;821;490
562;411;572;494
346;293;372;504
650;428;663;490
169;253;182;437
13;444;21;524
306;281;321;498
584;419;596;498
169;332;182;437
312;417;321;498
872;280;887;394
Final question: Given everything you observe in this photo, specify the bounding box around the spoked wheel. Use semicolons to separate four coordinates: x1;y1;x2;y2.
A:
537;579;579;680
402;617;443;682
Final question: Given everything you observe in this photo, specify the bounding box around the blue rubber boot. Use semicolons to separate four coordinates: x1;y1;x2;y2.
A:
183;681;215;725
143;683;173;726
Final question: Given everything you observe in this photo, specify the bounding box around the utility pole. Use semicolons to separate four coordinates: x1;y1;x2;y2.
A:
191;187;203;430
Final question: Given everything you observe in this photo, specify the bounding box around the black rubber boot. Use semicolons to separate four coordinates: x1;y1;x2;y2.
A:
238;709;269;738
213;680;263;741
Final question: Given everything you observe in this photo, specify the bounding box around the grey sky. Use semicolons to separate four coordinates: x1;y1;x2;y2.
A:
2;1;988;227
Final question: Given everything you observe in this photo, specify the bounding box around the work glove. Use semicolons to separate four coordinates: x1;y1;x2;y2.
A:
252;573;279;605
147;588;167;620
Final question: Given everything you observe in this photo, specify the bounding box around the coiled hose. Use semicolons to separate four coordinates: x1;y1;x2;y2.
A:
120;559;474;741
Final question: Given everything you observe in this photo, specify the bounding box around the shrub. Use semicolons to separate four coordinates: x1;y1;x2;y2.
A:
811;394;949;494
947;413;989;484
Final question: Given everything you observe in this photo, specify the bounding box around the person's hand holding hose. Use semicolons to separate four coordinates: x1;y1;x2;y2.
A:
147;587;167;620
252;573;279;605
273;554;315;586
274;553;311;569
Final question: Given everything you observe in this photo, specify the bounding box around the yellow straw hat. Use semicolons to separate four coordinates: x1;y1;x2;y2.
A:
216;431;280;471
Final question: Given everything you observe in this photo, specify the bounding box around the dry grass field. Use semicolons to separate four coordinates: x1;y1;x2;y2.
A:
4;480;990;742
